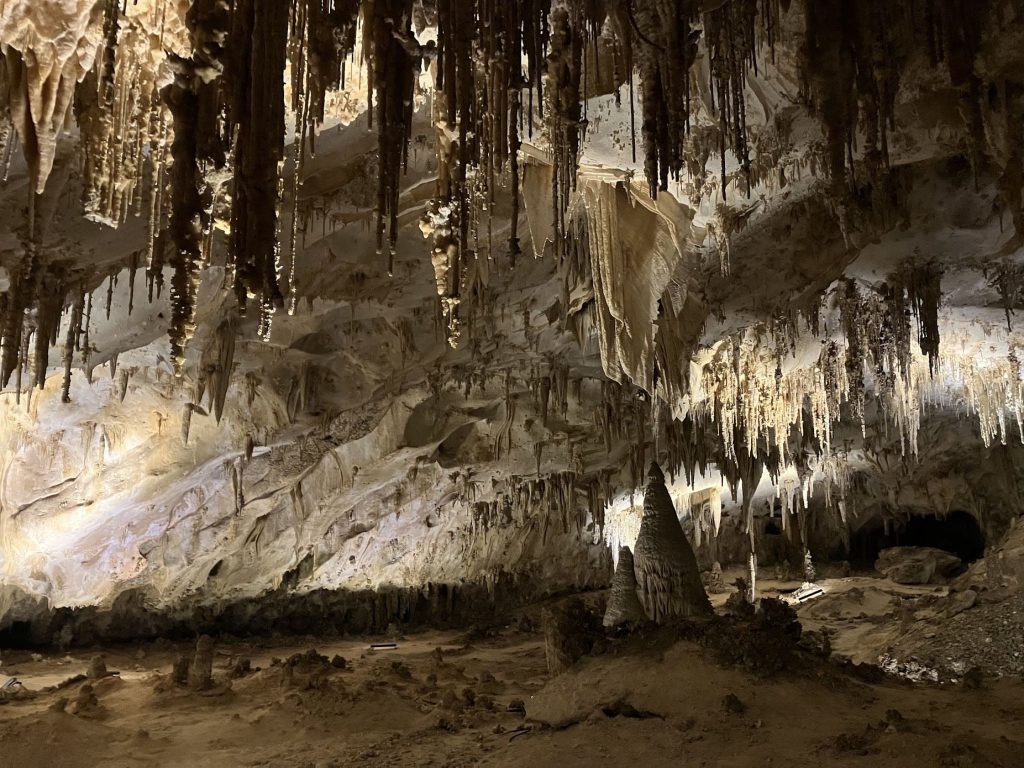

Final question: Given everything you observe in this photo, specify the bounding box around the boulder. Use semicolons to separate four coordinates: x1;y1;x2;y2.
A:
875;547;961;585
86;655;108;680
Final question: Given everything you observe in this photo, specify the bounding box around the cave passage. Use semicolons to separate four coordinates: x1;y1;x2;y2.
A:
848;510;986;565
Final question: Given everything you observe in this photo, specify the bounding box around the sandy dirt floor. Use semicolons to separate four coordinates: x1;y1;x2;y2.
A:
1;578;1022;767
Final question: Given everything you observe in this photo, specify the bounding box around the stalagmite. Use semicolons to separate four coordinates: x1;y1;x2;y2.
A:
602;545;646;627
633;463;712;622
707;561;727;594
187;635;214;690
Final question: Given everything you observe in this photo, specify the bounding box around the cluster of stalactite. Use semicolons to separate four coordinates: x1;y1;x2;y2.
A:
800;0;1019;233
365;0;417;278
702;0;760;199
989;262;1024;332
75;0;178;230
594;379;651;490
286;0;360;312
544;3;586;259
603;263;945;504
0;0;1017;424
630;0;699;198
622;0;774;201
0;258;110;406
0;0;817;382
226;0;291;338
423;0;777;344
801;0;912;196
469;469;612;543
163;0;231;374
426;0;556;345
0;7;102;196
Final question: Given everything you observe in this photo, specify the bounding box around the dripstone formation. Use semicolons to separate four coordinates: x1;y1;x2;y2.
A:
603;545;646;627
633;463;713;622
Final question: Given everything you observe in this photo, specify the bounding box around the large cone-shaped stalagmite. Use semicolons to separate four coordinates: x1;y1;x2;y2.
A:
603;546;646;627
633;463;712;622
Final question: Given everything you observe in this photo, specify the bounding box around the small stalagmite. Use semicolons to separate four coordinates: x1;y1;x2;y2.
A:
633;463;712;622
188;635;215;690
603;545;646;627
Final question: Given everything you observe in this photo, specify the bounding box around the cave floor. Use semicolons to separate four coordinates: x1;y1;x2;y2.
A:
1;579;1022;767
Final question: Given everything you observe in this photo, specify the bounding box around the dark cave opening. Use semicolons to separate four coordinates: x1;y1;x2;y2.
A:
0;620;33;649
847;510;986;565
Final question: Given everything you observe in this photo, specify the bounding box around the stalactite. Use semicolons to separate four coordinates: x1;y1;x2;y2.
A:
31;272;67;391
61;292;86;403
544;4;585;257
198;316;238;423
182;403;194;444
366;0;416;274
630;0;699;198
702;0;758;197
82;291;93;382
118;367;131;402
904;262;942;375
163;0;230;374
228;0;291;331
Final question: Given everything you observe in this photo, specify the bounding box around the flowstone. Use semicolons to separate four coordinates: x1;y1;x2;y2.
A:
633;463;712;622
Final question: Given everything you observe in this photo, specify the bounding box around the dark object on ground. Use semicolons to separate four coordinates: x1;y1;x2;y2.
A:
542;598;603;675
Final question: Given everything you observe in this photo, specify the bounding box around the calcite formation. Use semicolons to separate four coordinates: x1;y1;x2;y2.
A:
633;463;712;622
188;634;215;690
602;545;646;627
